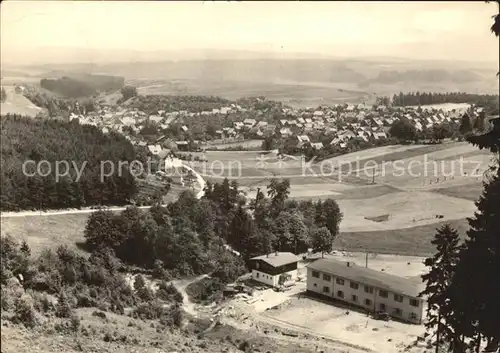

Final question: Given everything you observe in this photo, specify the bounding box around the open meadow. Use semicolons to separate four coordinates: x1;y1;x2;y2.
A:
188;142;487;233
135;79;374;107
0;85;44;117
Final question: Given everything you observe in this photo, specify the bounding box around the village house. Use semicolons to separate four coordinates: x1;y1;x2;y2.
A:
306;258;425;324
175;141;189;151
147;144;162;156
310;142;324;150
249;252;299;287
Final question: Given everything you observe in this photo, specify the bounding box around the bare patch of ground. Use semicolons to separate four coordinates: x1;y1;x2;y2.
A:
264;296;426;353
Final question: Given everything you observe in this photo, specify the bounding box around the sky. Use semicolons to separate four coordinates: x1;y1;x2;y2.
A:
1;1;499;65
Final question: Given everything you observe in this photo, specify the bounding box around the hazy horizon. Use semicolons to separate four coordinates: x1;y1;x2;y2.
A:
1;1;499;67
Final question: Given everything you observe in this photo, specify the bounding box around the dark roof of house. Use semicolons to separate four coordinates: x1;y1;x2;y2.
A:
307;258;424;298
250;252;299;268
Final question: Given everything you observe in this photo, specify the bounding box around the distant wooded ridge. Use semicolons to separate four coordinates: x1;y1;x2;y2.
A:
391;92;499;112
40;74;125;98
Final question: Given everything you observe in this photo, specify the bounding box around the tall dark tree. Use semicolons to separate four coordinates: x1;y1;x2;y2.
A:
84;209;123;250
389;118;417;142
311;227;334;258
229;206;255;259
446;110;500;351
459;113;473;136
420;224;463;353
120;85;138;101
267;179;291;217
447;170;500;352
1;87;6;103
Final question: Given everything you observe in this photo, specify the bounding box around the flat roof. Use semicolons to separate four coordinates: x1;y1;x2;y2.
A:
307;258;424;298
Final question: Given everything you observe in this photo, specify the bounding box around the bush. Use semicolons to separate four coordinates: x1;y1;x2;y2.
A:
159;303;184;328
70;312;81;332
133;301;165;320
13;297;38;328
133;275;146;292
32;292;54;313
55;291;73;318
1;288;13;311
156;281;183;303
185;277;224;304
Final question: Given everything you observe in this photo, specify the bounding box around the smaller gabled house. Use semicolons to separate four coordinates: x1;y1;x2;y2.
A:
175;141;189;151
310;142;324;150
244;118;257;127
249;252;300;287
147;144;162;155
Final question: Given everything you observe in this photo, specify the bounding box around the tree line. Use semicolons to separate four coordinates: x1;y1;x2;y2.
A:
0;114;140;211
392;92;499;112
41;74;125;99
388;113;487;144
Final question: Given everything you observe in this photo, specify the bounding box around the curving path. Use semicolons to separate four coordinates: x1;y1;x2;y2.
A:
171;274;209;317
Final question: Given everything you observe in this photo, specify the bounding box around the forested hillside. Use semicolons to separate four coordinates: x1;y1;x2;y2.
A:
40;74;125;98
0;115;139;211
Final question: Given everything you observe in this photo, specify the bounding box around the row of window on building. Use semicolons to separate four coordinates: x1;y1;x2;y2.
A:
315;284;418;321
311;270;419;307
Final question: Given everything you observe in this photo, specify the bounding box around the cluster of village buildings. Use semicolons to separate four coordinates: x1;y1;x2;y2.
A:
69;100;478;156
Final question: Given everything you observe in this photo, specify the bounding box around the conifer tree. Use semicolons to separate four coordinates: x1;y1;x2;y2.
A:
420;224;463;353
446;115;500;352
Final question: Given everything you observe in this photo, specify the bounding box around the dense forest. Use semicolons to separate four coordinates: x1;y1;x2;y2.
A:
372;69;481;84
127;94;286;117
0;115;139;211
83;178;342;300
41;77;96;98
128;95;233;114
392;92;499;112
40;74;125;98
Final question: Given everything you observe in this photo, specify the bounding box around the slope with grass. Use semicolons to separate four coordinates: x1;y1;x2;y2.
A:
0;85;44;117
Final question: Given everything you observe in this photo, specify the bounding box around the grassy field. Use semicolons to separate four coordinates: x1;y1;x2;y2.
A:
337;191;475;232
434;182;483;201
334;218;469;256
0;85;43;117
136;80;373;107
205;139;263;150
1;213;89;255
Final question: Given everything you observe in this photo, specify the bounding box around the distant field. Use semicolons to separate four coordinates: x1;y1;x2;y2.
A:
337;190;475;232
136;80;372;107
0;85;43;117
205;139;263;150
335;218;470;256
433;182;483;201
1;213;89;255
408;103;471;112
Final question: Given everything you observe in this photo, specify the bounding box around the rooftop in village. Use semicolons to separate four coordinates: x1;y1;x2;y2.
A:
250;252;300;268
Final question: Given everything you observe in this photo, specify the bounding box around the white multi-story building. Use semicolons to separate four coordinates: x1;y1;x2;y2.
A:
306;258;425;324
249;252;299;288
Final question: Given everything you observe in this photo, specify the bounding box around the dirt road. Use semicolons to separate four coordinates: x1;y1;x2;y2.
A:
171;274;209;317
